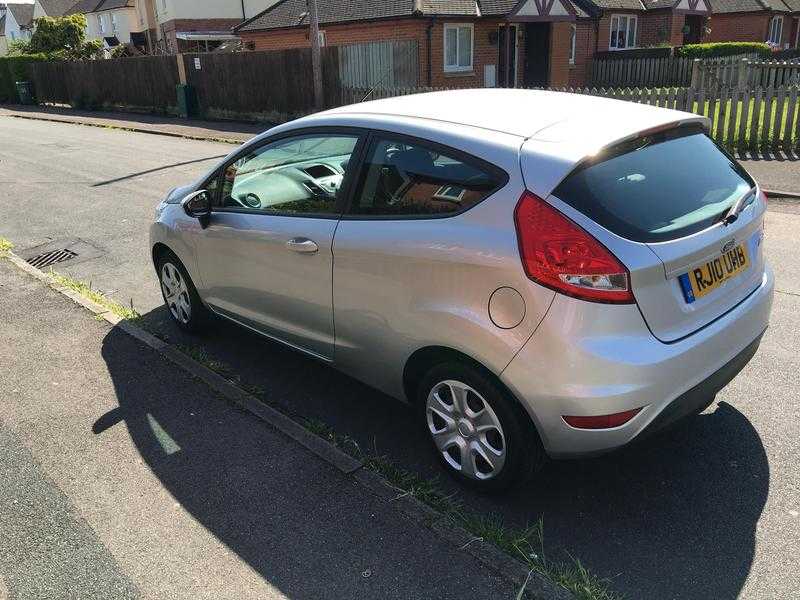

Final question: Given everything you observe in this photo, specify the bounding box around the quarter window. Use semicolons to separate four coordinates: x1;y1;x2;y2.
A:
213;133;360;216
609;15;637;50
768;16;783;45
444;24;473;72
347;136;503;217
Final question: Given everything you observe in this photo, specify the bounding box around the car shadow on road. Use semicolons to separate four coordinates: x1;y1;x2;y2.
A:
115;306;769;600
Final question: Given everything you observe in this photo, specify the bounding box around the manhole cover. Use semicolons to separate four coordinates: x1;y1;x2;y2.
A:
26;248;79;269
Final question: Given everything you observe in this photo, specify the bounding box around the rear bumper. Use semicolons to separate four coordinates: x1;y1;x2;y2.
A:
501;266;774;458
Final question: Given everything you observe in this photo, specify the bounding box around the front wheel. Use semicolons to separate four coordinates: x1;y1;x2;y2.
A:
418;362;545;492
156;250;206;333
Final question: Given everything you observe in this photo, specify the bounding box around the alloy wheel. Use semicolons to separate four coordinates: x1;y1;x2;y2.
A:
161;262;191;324
426;379;507;481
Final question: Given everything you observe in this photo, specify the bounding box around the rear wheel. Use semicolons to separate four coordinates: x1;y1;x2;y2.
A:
418;362;545;492
156;250;206;333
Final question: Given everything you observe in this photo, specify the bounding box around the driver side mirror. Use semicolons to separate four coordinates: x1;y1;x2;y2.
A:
182;190;211;227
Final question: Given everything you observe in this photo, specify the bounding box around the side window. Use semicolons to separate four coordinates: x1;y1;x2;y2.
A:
348;137;503;217
213;133;359;216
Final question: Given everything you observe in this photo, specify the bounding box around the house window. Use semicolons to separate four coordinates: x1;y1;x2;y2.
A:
111;13;118;33
609;15;637;50
768;16;783;45
444;23;474;73
569;25;576;64
97;14;104;34
10;31;16;41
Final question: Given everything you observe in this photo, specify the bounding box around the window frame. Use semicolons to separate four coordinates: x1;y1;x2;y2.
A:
443;23;474;73
200;126;369;220
97;14;105;34
569;24;577;65
768;15;783;45
340;130;510;221
609;14;637;50
111;12;118;33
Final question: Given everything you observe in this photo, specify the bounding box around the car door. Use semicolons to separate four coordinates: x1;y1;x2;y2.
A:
193;129;365;360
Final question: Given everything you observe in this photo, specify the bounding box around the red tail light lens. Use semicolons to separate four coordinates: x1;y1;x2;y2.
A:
563;408;642;430
514;191;634;304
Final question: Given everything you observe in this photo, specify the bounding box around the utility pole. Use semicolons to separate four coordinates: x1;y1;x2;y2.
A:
309;0;324;110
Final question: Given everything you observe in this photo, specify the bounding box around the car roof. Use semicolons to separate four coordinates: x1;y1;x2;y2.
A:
323;89;706;141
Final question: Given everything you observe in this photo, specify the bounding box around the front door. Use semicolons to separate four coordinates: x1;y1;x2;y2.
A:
523;23;550;87
498;25;518;87
683;15;704;44
193;131;363;360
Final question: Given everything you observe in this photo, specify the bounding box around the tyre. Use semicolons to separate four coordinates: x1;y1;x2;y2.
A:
156;250;206;333
418;361;545;492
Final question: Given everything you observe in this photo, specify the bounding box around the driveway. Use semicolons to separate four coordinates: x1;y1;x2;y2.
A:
1;116;798;599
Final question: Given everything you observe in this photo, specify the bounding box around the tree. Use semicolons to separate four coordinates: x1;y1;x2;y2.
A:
9;15;103;60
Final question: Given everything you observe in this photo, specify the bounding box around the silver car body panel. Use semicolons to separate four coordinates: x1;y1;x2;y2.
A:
150;89;772;457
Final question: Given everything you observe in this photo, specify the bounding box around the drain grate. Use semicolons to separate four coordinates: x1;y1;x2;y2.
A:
26;248;79;269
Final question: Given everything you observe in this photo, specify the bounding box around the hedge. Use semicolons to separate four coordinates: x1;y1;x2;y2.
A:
677;42;772;59
0;54;48;103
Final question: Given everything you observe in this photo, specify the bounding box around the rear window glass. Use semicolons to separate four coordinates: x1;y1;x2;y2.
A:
553;129;755;243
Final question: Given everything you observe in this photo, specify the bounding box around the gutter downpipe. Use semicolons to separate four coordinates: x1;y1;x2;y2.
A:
427;17;436;86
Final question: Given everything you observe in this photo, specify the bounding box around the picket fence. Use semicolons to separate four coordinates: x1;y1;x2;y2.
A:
344;84;800;151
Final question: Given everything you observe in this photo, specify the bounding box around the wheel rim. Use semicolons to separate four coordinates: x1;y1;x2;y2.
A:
161;262;191;324
426;379;507;481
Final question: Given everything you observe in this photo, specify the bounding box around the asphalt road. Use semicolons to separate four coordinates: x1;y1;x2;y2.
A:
1;117;799;599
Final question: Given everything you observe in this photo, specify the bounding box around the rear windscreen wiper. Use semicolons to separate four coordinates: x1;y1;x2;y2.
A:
722;186;758;226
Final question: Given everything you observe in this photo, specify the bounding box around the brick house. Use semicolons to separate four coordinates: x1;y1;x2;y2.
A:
234;0;720;88
705;0;799;49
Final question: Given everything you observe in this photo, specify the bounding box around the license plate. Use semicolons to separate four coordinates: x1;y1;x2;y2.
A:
678;244;750;304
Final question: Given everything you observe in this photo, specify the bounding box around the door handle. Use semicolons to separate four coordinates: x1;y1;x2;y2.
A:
286;238;319;254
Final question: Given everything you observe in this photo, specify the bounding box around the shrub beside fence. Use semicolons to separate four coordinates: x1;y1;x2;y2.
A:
0;55;47;103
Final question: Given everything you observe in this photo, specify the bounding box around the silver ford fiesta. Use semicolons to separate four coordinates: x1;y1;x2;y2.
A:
150;89;774;491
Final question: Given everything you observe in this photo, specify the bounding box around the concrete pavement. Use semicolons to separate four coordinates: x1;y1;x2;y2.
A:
1;115;799;599
0;257;515;600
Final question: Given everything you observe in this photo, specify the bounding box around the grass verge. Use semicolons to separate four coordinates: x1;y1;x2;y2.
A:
48;270;141;321
0;237;13;257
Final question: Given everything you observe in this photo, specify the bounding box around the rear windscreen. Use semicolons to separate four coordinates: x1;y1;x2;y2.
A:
552;128;755;243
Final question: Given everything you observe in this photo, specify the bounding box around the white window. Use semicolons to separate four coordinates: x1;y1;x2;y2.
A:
444;23;474;72
10;31;16;41
768;16;783;45
609;15;637;50
111;13;118;33
97;14;104;34
569;25;576;64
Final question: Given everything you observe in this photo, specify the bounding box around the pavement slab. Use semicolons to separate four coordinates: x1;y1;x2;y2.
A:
0;258;514;600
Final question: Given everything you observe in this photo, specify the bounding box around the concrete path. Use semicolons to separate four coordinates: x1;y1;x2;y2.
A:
0;258;514;600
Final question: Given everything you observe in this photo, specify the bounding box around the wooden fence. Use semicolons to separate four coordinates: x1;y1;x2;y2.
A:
29;55;179;112
338;40;419;89
181;48;342;120
588;54;800;90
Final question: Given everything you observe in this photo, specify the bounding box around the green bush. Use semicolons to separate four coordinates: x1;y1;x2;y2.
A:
0;54;48;103
678;42;772;59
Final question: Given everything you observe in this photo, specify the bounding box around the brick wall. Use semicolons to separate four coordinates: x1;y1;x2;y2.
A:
569;20;596;87
549;21;572;88
705;12;770;43
240;18;528;89
638;10;680;46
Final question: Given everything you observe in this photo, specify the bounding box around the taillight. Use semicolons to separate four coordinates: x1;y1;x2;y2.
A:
514;191;634;304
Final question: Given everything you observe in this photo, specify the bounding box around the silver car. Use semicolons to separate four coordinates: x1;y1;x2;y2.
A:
150;89;774;491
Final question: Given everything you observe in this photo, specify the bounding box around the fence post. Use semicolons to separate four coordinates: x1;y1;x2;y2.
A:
737;59;749;91
176;53;187;86
690;59;701;91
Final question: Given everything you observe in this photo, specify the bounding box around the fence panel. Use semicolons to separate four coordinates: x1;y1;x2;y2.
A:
338;40;419;88
31;55;179;111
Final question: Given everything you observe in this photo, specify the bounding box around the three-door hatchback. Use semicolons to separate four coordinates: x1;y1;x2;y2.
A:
150;89;773;491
